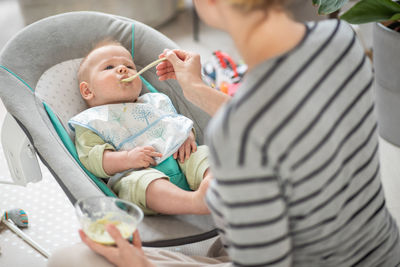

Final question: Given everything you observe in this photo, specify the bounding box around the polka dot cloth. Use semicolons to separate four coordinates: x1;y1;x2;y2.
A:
35;58;88;138
0;144;80;266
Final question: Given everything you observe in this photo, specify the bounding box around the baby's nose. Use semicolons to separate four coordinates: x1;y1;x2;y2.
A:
117;66;128;74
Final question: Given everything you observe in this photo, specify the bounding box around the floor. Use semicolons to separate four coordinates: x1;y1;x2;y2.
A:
0;1;398;266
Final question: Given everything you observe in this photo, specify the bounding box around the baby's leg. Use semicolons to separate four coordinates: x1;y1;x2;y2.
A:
203;167;210;179
113;168;209;215
146;178;210;214
179;145;210;191
112;168;169;215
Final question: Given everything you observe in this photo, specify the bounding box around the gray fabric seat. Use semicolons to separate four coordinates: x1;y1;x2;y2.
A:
0;11;216;247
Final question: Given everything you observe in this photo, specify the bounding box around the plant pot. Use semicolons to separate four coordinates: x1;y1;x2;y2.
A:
373;22;400;146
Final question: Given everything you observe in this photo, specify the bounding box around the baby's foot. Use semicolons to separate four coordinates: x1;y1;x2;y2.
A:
203;168;210;179
192;176;211;214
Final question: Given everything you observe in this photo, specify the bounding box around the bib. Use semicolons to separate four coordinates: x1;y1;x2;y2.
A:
69;93;193;164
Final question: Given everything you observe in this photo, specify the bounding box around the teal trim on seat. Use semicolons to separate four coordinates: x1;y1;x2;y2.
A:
43;102;117;197
131;24;135;59
140;76;158;93
131;24;158;94
0;65;34;92
130;23;159;94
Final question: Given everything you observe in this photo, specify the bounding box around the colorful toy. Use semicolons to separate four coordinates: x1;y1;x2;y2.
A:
3;208;28;227
202;50;247;96
1;209;50;258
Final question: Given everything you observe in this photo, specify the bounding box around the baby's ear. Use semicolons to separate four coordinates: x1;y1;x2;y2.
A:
80;82;93;100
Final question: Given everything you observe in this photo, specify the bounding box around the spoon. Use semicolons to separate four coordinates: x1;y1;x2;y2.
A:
2;209;50;258
121;57;167;83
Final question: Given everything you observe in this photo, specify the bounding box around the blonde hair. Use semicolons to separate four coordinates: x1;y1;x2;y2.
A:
227;0;288;12
78;38;124;83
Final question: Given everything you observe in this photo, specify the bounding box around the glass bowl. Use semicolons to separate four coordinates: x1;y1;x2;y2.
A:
75;196;143;245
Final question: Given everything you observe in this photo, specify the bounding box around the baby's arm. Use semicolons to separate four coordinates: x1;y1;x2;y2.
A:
173;129;197;163
102;147;162;176
75;125;115;178
75;126;162;177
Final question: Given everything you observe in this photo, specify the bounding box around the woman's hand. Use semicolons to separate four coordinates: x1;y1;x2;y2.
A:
156;49;204;98
79;225;154;267
174;130;197;163
156;49;231;116
127;146;163;169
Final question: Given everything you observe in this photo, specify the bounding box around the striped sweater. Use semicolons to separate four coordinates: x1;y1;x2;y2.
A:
205;19;400;267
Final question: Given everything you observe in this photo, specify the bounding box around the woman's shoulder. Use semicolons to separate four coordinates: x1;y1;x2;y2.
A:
287;18;369;74
304;19;358;50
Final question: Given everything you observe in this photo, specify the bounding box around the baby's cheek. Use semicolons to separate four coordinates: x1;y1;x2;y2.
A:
136;78;142;87
135;79;143;92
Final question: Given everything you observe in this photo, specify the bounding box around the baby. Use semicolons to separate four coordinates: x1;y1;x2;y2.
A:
69;40;211;215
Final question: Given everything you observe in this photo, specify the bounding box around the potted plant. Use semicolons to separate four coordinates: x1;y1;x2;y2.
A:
313;0;400;146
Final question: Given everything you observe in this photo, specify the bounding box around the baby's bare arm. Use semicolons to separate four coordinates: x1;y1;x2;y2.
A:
102;146;162;176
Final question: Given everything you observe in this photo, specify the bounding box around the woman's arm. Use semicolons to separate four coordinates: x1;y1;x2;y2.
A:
185;80;231;116
157;49;231;116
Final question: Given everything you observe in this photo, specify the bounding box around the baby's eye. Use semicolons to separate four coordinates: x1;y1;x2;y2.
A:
127;66;135;70
104;65;114;70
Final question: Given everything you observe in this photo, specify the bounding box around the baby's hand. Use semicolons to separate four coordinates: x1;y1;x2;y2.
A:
127;146;162;169
174;131;197;163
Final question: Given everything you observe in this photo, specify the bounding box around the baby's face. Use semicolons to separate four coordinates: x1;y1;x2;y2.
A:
82;45;142;107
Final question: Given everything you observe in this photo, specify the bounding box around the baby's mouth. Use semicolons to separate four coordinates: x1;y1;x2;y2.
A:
120;75;131;83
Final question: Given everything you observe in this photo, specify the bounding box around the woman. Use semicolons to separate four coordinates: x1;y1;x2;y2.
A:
48;0;400;266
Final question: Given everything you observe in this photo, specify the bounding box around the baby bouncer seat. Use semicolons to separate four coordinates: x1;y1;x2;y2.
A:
0;11;217;249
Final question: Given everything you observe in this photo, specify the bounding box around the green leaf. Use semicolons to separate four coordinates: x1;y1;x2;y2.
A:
341;0;400;24
390;13;400;21
312;0;321;6
316;0;349;14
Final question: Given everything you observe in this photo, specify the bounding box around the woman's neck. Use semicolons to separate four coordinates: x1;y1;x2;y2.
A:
226;10;306;70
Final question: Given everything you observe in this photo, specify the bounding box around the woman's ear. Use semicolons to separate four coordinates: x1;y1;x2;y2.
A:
80;82;93;100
